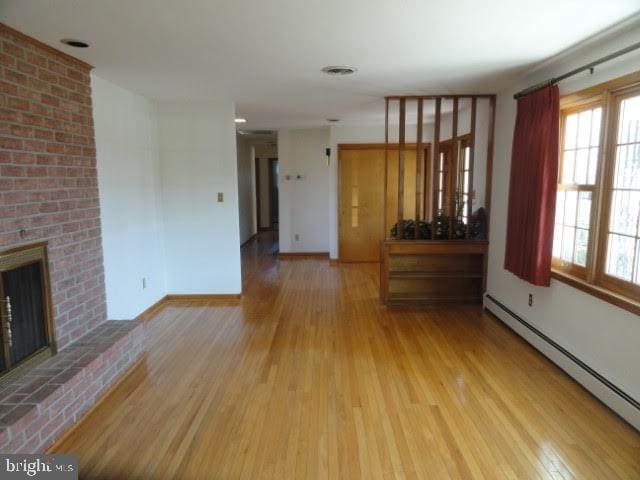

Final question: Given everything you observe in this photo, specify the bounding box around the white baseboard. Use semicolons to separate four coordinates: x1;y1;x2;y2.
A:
484;294;640;431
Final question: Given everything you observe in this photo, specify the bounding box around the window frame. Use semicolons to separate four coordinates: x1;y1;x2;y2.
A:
436;134;472;219
457;136;473;223
436;140;454;217
552;71;640;315
595;85;640;302
553;101;603;280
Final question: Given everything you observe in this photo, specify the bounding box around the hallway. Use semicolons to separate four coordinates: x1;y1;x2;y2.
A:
51;233;640;479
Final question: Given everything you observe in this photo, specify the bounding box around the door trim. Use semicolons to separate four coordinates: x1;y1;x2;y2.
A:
255;157;279;232
255;157;262;231
268;158;278;229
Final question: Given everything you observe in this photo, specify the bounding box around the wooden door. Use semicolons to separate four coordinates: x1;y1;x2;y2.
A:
385;147;419;234
339;145;425;261
339;147;386;262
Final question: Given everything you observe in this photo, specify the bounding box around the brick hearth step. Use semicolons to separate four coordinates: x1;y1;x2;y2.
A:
0;320;146;453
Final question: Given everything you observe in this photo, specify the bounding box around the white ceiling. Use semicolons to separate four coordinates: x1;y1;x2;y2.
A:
1;0;639;129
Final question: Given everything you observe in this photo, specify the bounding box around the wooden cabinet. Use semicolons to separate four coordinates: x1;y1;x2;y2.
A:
380;240;488;305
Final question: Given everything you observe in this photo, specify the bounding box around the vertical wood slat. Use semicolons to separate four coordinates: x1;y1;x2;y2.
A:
383;98;389;240
414;99;423;239
484;95;496;240
449;98;459;239
431;98;441;239
466;97;477;239
397;98;406;240
423;145;430;225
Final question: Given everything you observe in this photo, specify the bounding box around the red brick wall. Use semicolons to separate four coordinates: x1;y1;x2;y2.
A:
0;25;106;348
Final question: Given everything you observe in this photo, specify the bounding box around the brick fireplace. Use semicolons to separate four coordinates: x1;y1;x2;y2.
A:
0;24;105;348
0;24;146;453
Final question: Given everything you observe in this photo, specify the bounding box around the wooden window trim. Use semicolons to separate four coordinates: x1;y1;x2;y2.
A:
551;269;640;316
437;134;471;219
595;85;640;300
553;70;640;312
458;136;473;222
422;145;432;219
554;101;603;280
436;142;453;217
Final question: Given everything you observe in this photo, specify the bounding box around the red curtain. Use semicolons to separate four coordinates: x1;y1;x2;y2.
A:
504;85;559;286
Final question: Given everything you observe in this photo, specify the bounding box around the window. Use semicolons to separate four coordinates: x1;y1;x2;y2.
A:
554;105;602;274
552;72;640;310
436;142;453;215
436;136;472;220
602;92;640;295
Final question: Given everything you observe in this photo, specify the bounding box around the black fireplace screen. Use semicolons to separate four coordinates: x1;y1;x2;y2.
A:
2;262;47;366
0;243;54;376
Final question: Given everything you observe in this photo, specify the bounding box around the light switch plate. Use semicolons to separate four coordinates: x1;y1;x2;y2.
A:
217;192;224;202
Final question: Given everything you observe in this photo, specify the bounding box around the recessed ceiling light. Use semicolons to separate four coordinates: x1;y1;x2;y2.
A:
235;118;247;123
326;118;340;123
321;66;357;75
60;39;89;48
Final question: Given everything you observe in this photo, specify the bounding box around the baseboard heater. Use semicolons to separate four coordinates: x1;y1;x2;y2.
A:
484;293;640;429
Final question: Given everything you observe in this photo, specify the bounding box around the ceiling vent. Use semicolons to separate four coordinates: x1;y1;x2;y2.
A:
60;39;89;48
322;66;357;75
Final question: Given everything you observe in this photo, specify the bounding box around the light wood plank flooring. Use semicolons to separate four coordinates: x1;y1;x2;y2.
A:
51;232;640;479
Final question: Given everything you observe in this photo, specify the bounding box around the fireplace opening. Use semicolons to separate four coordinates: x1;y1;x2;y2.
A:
0;243;56;378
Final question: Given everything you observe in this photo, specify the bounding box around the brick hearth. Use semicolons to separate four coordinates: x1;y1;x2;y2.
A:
0;320;145;453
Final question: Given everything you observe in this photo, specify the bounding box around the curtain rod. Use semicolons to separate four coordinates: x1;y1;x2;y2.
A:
513;41;640;100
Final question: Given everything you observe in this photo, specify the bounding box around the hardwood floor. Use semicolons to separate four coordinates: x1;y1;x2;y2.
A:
51;232;640;479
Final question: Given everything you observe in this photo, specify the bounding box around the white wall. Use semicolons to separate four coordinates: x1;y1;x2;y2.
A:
236;135;256;243
486;20;640;429
255;144;277;158
92;75;167;319
158;101;242;294
278;127;330;252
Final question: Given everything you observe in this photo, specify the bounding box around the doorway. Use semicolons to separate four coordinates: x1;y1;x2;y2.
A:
255;157;279;231
269;159;279;230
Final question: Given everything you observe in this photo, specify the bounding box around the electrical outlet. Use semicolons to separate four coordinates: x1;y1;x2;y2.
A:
142;277;147;290
294;234;300;241
528;293;533;307
217;192;224;202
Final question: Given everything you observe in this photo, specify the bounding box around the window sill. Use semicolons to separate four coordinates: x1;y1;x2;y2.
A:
551;269;640;316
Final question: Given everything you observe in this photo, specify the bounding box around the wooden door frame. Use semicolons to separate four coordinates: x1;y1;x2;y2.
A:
434;134;472;219
255;157;264;231
268;158;278;228
337;143;431;262
255;157;279;232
